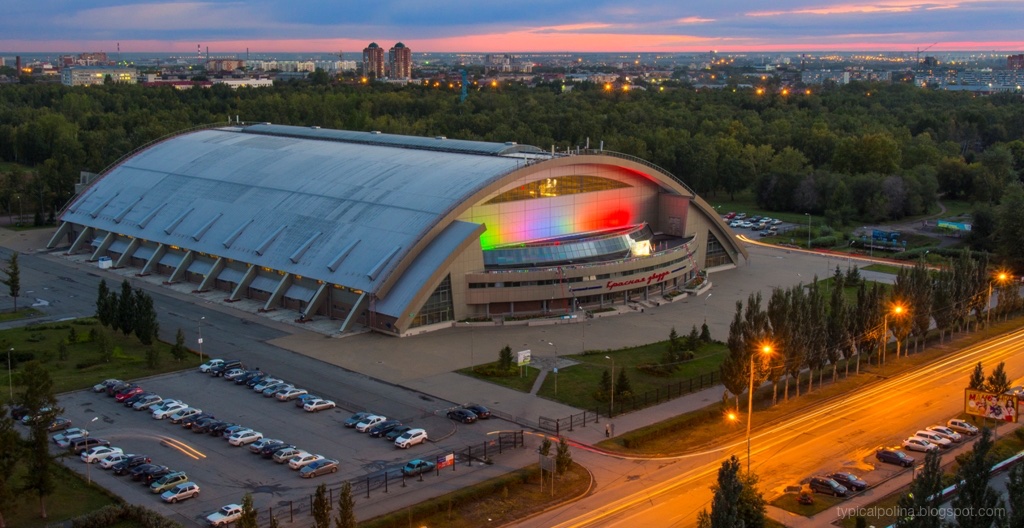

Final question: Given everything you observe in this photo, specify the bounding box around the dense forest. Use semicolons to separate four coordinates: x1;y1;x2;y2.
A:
0;78;1022;258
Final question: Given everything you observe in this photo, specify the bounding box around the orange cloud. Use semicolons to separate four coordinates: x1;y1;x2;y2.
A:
676;17;715;24
748;1;964;17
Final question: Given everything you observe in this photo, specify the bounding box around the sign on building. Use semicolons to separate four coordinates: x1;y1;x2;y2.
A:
965;389;1018;422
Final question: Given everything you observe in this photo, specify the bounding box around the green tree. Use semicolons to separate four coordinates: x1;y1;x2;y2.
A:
133;289;159;345
686;324;701;354
237;493;258;528
539;436;552;457
1;252;18;312
700;322;712;343
116;280;135;337
987;362;1011;395
738;471;768;528
970;362;987;391
312;483;331;528
95;329;111;362
95;279;110;325
498;345;513;371
614;368;632;400
996;182;1024;272
697;455;744;528
0;405;21;528
145;347;159;369
1007;462;1024;528
555;435;572;475
334;481;356;528
19;361;60;519
667;327;682;360
952;428;1003;528
598;368;612;400
895;449;943;528
171;328;187;362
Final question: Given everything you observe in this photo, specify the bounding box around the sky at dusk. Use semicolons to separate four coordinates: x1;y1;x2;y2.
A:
2;0;1023;54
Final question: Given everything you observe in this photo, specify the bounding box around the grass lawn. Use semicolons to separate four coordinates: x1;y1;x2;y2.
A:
361;462;591;528
457;363;541;393
4;318;199;395
536;342;728;411
862;263;905;275
0;307;43;322
6;461;119;528
770;491;847;517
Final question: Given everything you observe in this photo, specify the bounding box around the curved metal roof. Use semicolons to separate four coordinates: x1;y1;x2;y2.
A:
61;125;535;294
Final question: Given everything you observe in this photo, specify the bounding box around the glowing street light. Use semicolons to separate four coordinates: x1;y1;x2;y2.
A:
987;271;1010;326
745;344;773;475
881;304;906;365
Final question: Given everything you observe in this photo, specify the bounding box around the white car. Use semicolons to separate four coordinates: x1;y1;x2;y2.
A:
161;481;200;503
199;359;224;373
303;399;336;412
253;378;282;392
395;428;428;449
206;503;243;526
947;419;980;436
288;453;325;470
100;453;132;469
228;430;264;446
355;415;386;432
81;446;123;463
223;368;246;380
169;407;203;423
914;430;952;449
903;437;938;453
276;388;309;402
249;438;283;454
926;425;963;443
274;448;305;464
152;402;187;419
53;428;89;447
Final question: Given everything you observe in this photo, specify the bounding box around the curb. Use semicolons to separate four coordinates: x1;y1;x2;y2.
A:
498;461;596;528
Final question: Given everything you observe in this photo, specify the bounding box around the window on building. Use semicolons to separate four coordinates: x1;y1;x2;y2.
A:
704;231;731;268
485;175;631;204
410;275;454;328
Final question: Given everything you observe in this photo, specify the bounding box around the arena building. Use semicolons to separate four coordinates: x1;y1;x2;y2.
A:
48;124;746;336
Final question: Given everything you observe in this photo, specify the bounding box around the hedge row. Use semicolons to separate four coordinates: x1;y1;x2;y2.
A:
70;503;182;528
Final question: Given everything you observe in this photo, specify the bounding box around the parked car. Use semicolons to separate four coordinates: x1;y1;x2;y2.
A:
130;463;165;481
150;471;190;493
153;403;188;420
123;392;152;407
759;230;771;237
210;360;242;377
369;420;403;438
199;358;224;373
386;425;413;441
169;407;203;424
252;378;282;392
827;472;868;492
260;382;291;397
261;442;295;458
401;459;436;476
115;386;145;402
724;212;737;220
187;416;219;431
344;412;373;428
300;459;339;478
303;399;336;412
45;417;73;432
809;476;848;497
107;381;134;396
222;425;251;439
876;448;915;467
206;504;244;526
947;419;980;436
914;430;952;449
295;393;321;408
100;453;132;469
93;379;121;392
247;438;281;454
140;465;174;485
463;404;491;419
735;213;747;219
288;453;325;470
228;430;264;446
274;448;306;464
150;399;183;414
192;419;224;434
447;409;477;424
246;374;269;388
356;415;386;432
276;388;308;402
395;428;428;449
927;425;963;443
208;422;237;436
161;482;200;503
133;395;163;410
180;413;216;429
112;454;152;475
8;405;29;421
223;368;247;380
22;408;56;426
236;370;264;385
69;437;111;454
81;446;123;463
52;427;88;445
903;437;938;453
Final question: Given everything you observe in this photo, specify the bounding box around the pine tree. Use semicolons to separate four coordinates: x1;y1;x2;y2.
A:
667;327;681;361
687;324;701;354
133;289;159;345
700;322;712;343
987;362;1011;395
96;279;109;324
95;329;111;363
20;361;60;519
1;252;19;312
498;345;513;371
738;471;768;528
555;435;572;475
952;428;1004;528
1007;463;1024;528
615;368;632;400
312;483;331;528
598;368;612;400
895;450;944;528
697;456;744;528
969;362;987;390
0;406;22;528
334;481;356;528
237;493;258;528
539;436;552;457
117;280;135;337
171;328;187;361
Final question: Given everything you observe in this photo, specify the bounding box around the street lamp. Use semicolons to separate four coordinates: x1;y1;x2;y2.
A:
805;213;811;248
987;272;1010;327
606;355;615;417
197;316;205;365
704;293;712;323
746;344;773;475
881;304;905;366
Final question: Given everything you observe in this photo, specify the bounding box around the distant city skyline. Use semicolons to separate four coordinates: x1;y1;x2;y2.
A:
2;1;1023;54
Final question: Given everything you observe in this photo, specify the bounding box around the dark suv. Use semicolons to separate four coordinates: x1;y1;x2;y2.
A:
210;360;242;377
69;437;110;454
809;476;848;497
876;448;915;467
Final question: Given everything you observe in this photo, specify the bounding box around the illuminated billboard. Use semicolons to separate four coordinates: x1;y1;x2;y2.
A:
965;389;1018;422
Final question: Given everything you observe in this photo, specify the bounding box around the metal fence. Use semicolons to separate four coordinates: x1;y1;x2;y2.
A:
537;409;601;435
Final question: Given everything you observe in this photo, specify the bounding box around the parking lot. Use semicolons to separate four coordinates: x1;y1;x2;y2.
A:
51;367;508;525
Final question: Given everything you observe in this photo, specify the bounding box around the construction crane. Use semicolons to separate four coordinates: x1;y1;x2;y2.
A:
916;43;937;64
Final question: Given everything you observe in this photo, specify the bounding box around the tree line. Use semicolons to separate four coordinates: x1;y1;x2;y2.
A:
720;252;1021;410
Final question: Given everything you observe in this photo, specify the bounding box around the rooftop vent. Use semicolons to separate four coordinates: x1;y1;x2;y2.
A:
435;136;447;140
310;126;320;129
370;131;382;134
505;141;518;146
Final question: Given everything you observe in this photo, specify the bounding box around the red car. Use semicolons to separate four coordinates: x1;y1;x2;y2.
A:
724;212;737;220
115;387;144;402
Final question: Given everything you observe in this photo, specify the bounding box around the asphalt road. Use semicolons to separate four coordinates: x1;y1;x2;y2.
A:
512;327;1024;528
